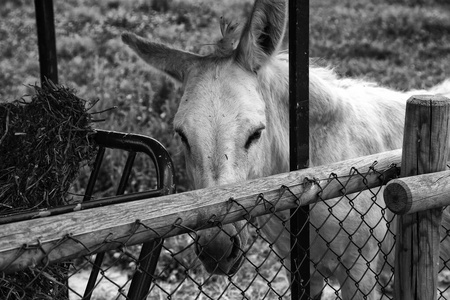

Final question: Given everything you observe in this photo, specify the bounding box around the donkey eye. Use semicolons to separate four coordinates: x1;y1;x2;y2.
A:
175;130;190;150
245;128;264;150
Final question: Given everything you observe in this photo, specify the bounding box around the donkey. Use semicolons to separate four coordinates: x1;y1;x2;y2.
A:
122;0;450;298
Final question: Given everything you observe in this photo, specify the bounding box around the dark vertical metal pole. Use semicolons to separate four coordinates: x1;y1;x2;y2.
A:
35;0;58;84
34;2;64;299
289;0;309;299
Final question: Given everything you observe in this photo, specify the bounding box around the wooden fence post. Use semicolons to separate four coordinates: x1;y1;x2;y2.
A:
395;95;450;300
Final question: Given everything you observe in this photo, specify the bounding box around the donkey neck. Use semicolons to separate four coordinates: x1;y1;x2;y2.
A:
257;58;350;172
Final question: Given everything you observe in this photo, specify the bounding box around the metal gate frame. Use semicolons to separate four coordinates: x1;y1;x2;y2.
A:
82;130;175;300
33;1;176;299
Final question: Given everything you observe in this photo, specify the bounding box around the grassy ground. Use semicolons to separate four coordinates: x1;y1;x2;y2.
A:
1;0;450;299
310;0;450;90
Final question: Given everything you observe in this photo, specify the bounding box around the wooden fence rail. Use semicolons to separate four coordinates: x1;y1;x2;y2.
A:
385;170;450;215
0;149;401;274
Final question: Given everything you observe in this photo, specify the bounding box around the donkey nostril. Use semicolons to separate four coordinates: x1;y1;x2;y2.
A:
195;235;241;261
195;241;205;258
195;232;244;275
228;236;241;260
198;251;207;260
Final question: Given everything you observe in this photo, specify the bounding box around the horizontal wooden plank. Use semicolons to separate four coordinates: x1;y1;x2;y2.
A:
384;170;450;215
0;149;401;273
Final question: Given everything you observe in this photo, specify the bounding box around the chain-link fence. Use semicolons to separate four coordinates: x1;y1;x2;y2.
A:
7;148;450;300
439;216;450;300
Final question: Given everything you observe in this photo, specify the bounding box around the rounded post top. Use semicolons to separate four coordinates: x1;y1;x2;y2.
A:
407;94;450;106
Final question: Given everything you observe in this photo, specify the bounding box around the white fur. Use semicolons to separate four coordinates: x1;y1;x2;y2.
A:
122;0;450;297
259;59;450;299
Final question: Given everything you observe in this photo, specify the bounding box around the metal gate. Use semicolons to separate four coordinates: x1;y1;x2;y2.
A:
32;1;176;299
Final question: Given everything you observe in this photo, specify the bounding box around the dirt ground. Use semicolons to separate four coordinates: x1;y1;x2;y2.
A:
69;269;450;300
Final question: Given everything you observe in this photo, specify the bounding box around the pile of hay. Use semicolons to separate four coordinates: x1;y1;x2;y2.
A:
0;80;98;299
0;80;97;215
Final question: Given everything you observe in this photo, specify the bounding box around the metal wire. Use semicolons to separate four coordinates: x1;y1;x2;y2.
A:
5;162;439;300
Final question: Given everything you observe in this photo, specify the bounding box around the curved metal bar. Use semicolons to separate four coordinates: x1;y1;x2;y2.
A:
93;129;175;195
0;130;175;225
84;129;176;300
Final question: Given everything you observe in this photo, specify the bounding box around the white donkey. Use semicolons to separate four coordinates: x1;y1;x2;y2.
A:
122;0;450;298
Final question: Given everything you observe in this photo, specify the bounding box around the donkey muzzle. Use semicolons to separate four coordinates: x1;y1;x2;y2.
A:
195;224;244;275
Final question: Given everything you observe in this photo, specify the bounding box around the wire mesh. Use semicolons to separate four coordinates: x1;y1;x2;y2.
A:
2;161;450;300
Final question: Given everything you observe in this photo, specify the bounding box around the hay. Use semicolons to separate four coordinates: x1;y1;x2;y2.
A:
0;79;99;299
0;79;97;215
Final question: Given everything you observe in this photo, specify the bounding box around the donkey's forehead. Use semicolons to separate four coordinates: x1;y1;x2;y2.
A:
184;60;256;97
174;61;266;127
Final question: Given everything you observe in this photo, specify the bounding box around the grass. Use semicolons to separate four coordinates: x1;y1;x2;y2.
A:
310;0;450;90
1;0;450;299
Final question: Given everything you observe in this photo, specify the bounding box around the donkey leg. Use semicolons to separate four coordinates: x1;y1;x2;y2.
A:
258;212;328;298
335;257;380;300
310;271;326;299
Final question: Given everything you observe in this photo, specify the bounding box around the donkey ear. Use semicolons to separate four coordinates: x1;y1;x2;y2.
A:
122;32;199;83
235;0;287;72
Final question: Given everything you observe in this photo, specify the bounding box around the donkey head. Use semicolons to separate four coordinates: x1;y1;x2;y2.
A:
122;0;288;275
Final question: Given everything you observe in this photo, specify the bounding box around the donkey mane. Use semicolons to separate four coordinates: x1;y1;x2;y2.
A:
256;53;290;175
252;48;410;169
